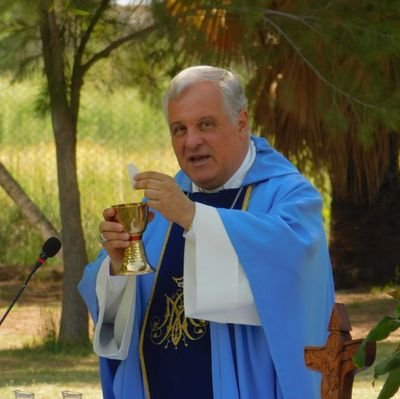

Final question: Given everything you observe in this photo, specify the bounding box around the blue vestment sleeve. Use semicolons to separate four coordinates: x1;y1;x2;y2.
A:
78;249;121;399
77;249;107;323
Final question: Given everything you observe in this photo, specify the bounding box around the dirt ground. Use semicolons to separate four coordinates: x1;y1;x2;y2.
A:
0;264;63;349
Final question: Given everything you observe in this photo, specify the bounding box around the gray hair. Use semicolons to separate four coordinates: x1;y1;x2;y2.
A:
163;65;248;123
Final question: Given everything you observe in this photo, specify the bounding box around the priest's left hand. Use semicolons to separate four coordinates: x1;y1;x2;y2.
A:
134;171;195;230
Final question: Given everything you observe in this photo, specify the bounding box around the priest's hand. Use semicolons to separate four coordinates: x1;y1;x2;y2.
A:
134;171;195;230
99;208;130;275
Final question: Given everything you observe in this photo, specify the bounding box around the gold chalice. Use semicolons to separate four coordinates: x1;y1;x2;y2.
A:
112;201;154;275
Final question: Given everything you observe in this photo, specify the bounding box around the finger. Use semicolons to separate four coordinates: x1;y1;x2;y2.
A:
143;187;163;200
103;207;117;221
135;171;165;182
102;237;131;248
99;220;125;233
99;230;130;242
134;178;162;191
134;172;171;190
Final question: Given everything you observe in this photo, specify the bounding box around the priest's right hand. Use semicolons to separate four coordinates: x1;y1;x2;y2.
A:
99;207;130;275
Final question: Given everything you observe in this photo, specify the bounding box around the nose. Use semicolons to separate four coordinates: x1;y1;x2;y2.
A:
184;128;203;150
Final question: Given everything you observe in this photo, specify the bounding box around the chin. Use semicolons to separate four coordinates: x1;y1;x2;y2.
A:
194;180;220;191
188;171;221;191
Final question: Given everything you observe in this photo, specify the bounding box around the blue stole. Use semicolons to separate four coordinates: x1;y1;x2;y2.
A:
140;187;249;399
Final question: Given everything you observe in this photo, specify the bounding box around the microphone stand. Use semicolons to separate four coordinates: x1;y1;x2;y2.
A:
0;257;45;327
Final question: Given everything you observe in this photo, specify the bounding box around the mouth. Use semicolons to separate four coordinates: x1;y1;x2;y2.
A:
188;154;211;166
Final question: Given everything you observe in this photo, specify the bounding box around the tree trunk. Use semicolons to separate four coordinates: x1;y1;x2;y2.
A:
39;6;89;345
53;115;89;344
330;134;400;289
0;161;60;245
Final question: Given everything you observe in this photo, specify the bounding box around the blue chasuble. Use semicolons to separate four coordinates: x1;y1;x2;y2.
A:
140;187;250;399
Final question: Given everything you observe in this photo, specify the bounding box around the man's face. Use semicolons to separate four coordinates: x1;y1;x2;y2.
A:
167;81;249;190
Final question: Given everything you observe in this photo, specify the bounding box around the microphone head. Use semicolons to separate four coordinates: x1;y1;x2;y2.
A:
42;237;62;258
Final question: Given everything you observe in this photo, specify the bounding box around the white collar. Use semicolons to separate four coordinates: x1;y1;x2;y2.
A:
192;139;256;193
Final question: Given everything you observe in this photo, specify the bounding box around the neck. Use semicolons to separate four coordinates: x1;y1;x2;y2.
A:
193;139;255;193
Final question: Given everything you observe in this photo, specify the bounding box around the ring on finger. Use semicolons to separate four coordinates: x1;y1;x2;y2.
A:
99;232;108;244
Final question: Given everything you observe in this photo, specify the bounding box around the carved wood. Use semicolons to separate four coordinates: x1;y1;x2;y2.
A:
305;303;376;399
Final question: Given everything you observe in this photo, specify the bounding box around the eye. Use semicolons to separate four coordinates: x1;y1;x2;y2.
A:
171;124;186;137
199;119;215;131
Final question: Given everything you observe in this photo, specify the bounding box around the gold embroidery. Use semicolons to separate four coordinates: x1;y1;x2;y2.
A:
139;185;254;396
149;276;208;349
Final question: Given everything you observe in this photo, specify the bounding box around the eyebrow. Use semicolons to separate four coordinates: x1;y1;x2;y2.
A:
169;121;184;129
198;115;216;121
169;114;217;128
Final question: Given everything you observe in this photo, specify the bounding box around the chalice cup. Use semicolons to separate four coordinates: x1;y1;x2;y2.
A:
112;202;154;275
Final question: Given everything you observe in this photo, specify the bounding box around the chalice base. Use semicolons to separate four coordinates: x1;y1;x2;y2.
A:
119;238;155;275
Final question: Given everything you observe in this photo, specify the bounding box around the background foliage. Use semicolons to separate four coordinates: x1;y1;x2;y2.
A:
0;70;178;265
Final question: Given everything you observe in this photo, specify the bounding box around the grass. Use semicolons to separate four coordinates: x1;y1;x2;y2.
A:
0;75;179;265
0;347;101;399
0;271;101;398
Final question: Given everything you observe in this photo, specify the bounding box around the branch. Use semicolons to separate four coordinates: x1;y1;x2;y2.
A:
70;0;111;119
75;0;111;66
264;7;396;39
81;23;157;73
0;162;61;254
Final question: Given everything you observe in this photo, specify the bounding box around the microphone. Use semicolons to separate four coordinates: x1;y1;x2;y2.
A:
34;236;62;272
0;237;62;327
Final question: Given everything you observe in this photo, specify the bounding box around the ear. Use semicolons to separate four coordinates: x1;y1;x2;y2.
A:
237;109;249;137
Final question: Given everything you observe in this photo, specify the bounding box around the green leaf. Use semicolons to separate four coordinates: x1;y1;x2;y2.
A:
377;367;400;399
354;340;369;368
354;317;400;367
365;317;400;342
68;7;90;17
374;352;400;377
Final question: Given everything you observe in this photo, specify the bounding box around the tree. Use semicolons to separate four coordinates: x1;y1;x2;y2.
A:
0;0;157;344
0;162;60;242
153;0;400;288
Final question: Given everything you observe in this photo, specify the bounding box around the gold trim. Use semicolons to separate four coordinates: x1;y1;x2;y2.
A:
242;185;253;211
139;223;173;399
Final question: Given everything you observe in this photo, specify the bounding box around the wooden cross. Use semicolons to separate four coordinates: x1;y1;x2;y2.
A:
304;303;376;399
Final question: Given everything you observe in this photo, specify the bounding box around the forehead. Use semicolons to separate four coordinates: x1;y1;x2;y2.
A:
167;82;226;124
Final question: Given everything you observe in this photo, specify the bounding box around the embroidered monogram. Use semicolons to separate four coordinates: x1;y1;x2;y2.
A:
149;276;208;349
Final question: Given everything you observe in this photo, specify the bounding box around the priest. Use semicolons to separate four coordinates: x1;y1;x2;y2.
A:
78;65;335;399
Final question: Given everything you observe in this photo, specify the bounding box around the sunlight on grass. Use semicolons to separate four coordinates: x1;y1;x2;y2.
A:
0;337;101;398
0;139;179;263
352;383;386;399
